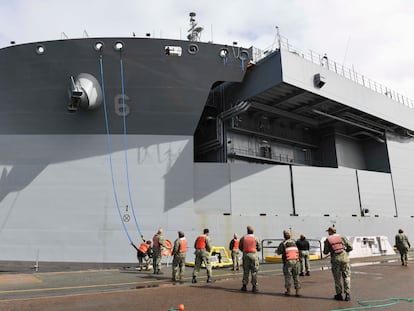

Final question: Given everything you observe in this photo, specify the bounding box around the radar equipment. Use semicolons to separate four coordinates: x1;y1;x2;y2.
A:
187;12;203;42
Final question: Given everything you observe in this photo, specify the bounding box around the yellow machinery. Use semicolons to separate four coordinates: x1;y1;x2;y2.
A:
186;246;233;268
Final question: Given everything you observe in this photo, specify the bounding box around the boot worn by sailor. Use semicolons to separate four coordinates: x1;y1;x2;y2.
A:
252;285;258;293
344;293;351;301
334;293;343;301
241;284;247;292
295;288;301;297
284;288;291;296
191;276;197;283
206;277;213;283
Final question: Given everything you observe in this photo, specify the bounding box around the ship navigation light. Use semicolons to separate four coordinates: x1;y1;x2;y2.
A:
189;12;196;22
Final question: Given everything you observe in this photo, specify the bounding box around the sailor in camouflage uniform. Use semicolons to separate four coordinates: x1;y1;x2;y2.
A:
192;228;213;283
229;233;241;271
152;227;167;274
172;231;187;281
395;229;411;266
239;226;261;293
323;226;353;301
277;230;301;296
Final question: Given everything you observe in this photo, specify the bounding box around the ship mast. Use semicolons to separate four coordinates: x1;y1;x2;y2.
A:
187;12;203;42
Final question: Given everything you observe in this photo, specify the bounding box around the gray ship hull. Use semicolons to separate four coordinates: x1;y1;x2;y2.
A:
0;38;245;135
0;37;413;263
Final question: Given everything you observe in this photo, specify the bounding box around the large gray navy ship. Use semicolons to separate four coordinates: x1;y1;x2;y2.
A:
1;15;413;263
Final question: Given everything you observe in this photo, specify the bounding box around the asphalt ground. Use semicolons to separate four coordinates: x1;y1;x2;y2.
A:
0;252;413;311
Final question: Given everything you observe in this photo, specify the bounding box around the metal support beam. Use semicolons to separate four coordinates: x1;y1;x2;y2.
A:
251;102;319;127
312;109;384;135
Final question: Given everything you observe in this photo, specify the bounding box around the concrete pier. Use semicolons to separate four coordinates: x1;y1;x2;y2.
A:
0;252;412;311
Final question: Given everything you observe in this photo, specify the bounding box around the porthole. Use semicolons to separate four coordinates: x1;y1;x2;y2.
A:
35;45;46;55
114;41;124;51
239;50;249;61
188;43;199;55
219;48;229;58
94;41;104;51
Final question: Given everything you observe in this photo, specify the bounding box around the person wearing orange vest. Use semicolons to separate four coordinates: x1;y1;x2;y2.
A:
152;227;167;275
172;231;187;282
323;226;353;301
277;230;301;297
239;226;261;293
229;233;240;271
192;228;213;283
131;240;153;271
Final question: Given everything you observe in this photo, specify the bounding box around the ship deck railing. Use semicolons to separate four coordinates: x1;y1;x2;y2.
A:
228;146;312;166
252;36;414;109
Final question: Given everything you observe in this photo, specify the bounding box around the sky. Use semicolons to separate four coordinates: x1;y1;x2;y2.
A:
0;0;413;100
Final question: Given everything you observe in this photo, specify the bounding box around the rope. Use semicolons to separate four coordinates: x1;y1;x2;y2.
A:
331;298;414;311
241;59;246;71
119;57;144;241
99;55;132;243
330;266;414;311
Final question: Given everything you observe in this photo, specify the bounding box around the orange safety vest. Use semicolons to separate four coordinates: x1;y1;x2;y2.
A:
242;235;257;253
179;237;187;253
153;234;159;247
232;239;240;250
327;235;344;254
285;245;299;260
138;242;150;254
195;235;207;249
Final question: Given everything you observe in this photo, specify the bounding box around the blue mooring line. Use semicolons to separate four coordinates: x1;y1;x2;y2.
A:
99;55;132;243
119;57;144;240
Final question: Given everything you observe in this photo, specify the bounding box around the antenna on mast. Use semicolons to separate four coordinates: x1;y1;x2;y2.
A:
187;12;203;42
